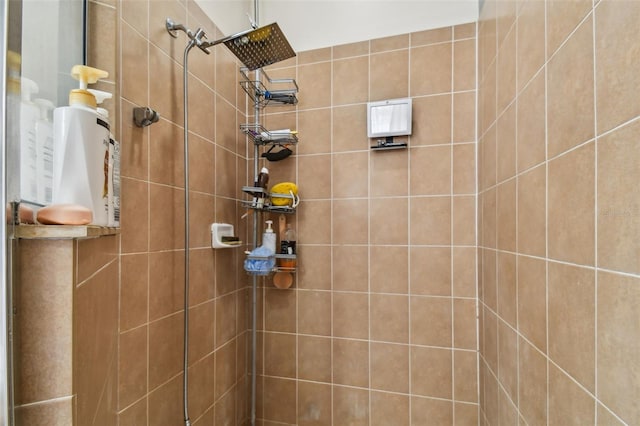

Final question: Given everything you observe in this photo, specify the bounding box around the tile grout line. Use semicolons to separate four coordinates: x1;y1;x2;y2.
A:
591;1;599;422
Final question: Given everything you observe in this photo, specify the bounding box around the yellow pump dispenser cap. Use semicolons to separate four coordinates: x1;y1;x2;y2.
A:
69;65;109;108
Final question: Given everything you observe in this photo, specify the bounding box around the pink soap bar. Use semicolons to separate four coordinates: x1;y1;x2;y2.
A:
37;204;93;225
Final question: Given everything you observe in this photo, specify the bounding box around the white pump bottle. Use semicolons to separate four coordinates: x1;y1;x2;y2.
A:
51;65;110;225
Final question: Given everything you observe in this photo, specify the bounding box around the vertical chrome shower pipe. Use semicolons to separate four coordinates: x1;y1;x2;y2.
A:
250;2;260;425
182;36;197;426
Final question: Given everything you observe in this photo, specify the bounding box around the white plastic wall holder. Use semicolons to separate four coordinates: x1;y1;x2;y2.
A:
211;223;241;248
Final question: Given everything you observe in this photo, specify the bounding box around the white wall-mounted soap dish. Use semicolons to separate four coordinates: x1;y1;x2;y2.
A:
211;223;242;249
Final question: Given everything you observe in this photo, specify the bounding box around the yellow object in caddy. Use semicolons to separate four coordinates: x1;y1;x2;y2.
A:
270;182;299;207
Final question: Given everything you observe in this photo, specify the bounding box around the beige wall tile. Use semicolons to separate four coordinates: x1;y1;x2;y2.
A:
14;398;74;426
333;292;369;339
371;246;408;294
189;300;215;362
118;397;147;425
410;247;451;296
517;164;546;257
496;179;516;252
410;145;452;195
372;34;409;53
410;196;452;245
333;385;369;425
149;45;184;127
148;250;184;320
298;291;331;336
120;99;149;180
298;155;331;200
333;339;369;387
333;104;369;152
333;199;369;244
298;62;332;109
333;151;369;198
497;320;518;401
120;254;149;331
121;22;148;107
496;27;516;114
371;294;409;343
265;289;296;333
333;245;368;292
333;56;369;106
516;0;545;91
548;142;595;266
298;47;331;64
547;16;595;158
412;94;453;147
452;146;475;195
370;49;409;100
333;40;369;59
215;293;236;348
412;27;452;46
296;246;332;290
371;149;409;197
453;195;476;246
548;262;595;391
120;177;149;253
454;298;477;350
150;118;184;187
517;256;547;352
517;70;546;173
371;391;409;426
546;0;593;58
411;346;452;399
298;200;332;245
298;109;332;154
455;402;479;426
497;252;516;327
215;339;236;400
148;312;184;390
548;363;595;425
453;247;477;298
597;120;640;274
371;342;409;393
298;336;331;383
298;381;331;425
597;271;640;425
496;103;516;183
454;94;476;147
411;43;452;96
454;39;476;92
483;307;498;375
264;332;296;378
455;22;476;40
597;404;626;426
518;337;547;425
411;296;452;347
371;197;408;245
262;377;296;423
411;397;453;425
595;1;640;133
455;350;479;402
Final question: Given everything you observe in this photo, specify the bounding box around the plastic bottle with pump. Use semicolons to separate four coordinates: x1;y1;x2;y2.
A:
89;89;120;227
51;65;110;225
263;220;276;255
19;77;40;205
34;98;55;206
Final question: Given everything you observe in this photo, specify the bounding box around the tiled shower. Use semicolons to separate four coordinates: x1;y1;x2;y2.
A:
13;0;639;425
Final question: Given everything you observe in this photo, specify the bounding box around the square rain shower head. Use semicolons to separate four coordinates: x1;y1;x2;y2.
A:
223;23;296;71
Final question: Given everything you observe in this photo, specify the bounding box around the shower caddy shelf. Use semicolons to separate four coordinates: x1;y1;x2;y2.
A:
241;186;297;214
244;253;297;276
239;67;298;108
240;123;298;145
